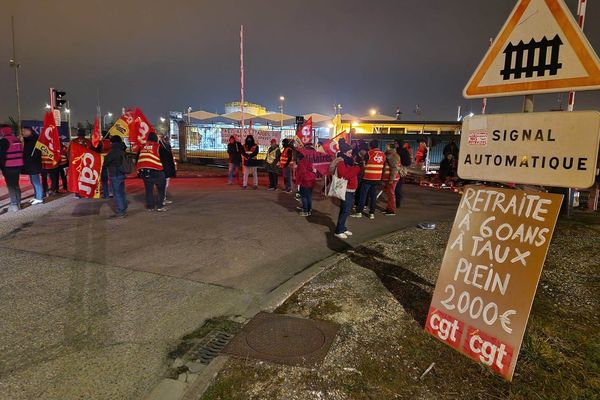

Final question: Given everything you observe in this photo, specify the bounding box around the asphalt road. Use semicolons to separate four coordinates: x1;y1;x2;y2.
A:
0;175;459;400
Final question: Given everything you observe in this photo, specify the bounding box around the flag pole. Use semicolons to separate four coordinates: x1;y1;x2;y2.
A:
567;0;587;111
240;25;245;140
10;16;22;136
482;37;493;114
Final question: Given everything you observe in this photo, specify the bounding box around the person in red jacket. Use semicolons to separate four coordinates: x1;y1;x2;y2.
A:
295;144;317;216
334;143;361;239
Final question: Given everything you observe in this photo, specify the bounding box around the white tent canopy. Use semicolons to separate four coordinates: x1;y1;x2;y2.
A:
303;113;332;124
254;112;296;124
219;111;258;122
189;110;220;121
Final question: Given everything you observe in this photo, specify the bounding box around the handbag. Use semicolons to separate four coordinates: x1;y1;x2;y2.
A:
327;168;348;200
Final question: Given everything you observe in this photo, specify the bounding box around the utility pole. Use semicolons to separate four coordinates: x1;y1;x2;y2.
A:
9;16;22;135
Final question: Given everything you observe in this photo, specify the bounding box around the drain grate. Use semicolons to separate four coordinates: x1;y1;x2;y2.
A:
195;331;234;365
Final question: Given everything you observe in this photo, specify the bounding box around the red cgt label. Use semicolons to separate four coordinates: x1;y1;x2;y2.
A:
463;327;514;378
425;307;465;349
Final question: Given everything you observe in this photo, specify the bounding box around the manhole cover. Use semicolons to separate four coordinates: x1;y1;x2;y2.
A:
222;312;338;366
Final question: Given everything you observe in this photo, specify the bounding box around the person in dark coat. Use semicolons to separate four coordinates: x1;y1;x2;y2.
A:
103;135;128;218
159;134;176;203
395;140;412;208
242;135;259;189
21;127;44;204
227;135;243;185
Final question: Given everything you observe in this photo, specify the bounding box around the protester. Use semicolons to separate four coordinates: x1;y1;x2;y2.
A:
439;152;457;184
334;143;361;239
103;135;128;218
279;138;294;193
415;140;428;166
395;140;412;208
159;133;177;203
443;137;459;159
100;133;112;199
58;142;69;192
353;142;368;209
0;125;23;211
242;135;259;189
352;139;385;220
137;132;167;211
382;142;401;216
226;135;243;185
295;144;317;216
21;127;44;205
265;138;281;190
68;129;91;198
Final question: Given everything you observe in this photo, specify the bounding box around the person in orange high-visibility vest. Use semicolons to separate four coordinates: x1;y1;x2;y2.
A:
137;132;167;212
279;138;294;193
352;139;385;220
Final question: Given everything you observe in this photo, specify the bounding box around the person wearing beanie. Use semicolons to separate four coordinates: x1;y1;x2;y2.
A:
137;132;168;211
265;138;281;190
334;143;361;239
0;124;24;212
242;135;260;189
352;139;385;220
104;135;129;218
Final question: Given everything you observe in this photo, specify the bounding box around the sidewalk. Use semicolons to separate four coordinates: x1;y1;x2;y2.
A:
200;216;600;400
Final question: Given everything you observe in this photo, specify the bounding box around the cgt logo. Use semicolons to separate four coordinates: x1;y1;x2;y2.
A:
425;307;464;349
78;152;100;196
301;126;311;144
463;327;513;377
373;154;384;163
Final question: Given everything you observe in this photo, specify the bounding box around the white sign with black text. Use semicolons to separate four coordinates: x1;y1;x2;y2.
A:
458;111;600;188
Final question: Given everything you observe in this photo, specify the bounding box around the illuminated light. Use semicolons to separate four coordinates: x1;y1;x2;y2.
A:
369;108;377;116
352;121;359;127
65;109;70;113
279;96;285;101
328;123;334;128
160;117;166;123
468;112;474;117
45;104;51;109
108;112;113;117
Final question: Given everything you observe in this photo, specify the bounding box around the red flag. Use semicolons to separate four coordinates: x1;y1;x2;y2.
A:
295;117;313;146
129;108;154;151
248;119;253;133
68;142;104;198
321;130;350;156
36;112;62;169
91;115;101;148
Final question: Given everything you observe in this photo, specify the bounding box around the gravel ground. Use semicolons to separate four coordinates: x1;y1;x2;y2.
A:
201;215;600;400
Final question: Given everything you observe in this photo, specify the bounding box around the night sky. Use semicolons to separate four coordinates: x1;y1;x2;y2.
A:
2;0;600;124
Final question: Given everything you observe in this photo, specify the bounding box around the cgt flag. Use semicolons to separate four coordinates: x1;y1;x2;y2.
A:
67;142;104;198
91;115;101;148
294;117;313;147
129;108;154;151
321;130;349;156
108;110;135;139
36;112;61;169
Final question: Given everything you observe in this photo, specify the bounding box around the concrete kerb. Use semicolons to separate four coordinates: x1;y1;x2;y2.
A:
176;221;449;400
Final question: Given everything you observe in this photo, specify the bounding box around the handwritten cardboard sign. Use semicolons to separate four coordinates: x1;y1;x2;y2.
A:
425;185;562;380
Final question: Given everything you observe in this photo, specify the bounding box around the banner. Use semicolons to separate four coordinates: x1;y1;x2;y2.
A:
220;128;281;147
130;108;153;151
298;147;334;176
295;116;313;147
321;130;349;156
36;112;62;169
425;185;562;380
67;142;104;198
91;115;101;148
108;110;134;138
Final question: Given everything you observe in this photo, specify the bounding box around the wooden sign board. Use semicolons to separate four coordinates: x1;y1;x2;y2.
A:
425;185;562;381
458;111;600;189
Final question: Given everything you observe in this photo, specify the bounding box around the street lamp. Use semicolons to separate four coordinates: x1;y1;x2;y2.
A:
45;103;51;110
369;108;377;116
279;96;285;131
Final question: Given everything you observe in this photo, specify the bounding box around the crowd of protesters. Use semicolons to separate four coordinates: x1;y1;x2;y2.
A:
0;123;176;218
225;133;417;239
2;123;461;240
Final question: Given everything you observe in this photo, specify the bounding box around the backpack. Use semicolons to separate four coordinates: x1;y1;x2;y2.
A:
119;153;135;174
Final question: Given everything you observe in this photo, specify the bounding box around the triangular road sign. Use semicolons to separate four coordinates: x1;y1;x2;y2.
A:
464;0;600;98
